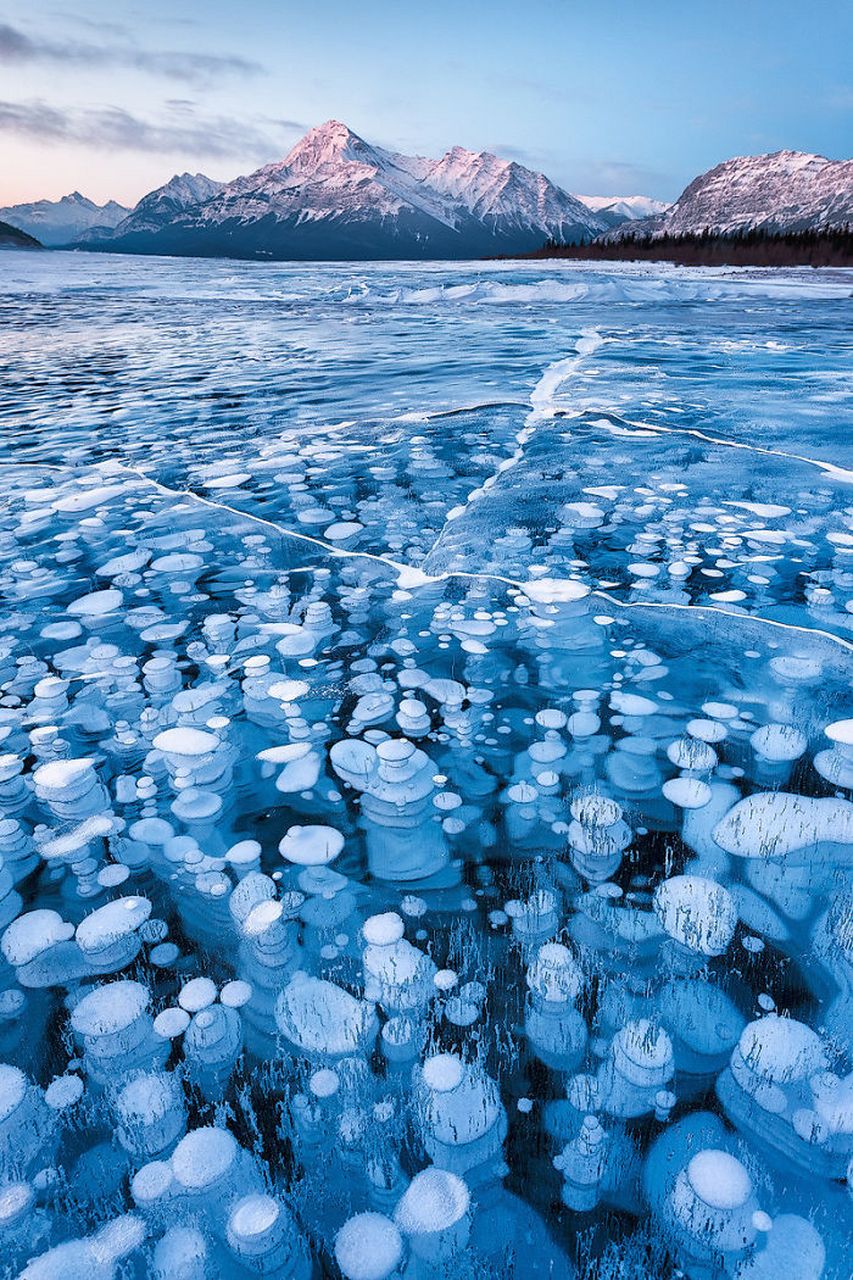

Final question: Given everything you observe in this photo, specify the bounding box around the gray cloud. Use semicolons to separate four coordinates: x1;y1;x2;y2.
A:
0;21;262;84
0;99;303;162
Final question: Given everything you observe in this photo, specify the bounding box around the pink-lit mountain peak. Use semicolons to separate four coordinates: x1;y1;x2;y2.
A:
282;120;383;174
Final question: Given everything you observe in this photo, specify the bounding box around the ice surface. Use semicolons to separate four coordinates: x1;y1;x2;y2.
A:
0;253;850;1278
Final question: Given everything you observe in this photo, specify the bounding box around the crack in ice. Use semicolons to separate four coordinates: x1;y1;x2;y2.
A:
420;330;605;561
579;411;853;485
103;462;853;657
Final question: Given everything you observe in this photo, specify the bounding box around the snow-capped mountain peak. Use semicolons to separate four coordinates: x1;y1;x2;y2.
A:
423;146;604;239
605;149;853;240
281;120;382;175
145;173;226;209
74;172;226;245
426;147;513;201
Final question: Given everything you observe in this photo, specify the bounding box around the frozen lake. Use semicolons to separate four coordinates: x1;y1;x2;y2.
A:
0;254;851;1278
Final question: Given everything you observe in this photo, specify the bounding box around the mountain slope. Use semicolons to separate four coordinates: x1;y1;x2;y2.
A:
0;220;42;249
0;193;129;246
80;121;607;260
606;151;853;240
420;146;601;243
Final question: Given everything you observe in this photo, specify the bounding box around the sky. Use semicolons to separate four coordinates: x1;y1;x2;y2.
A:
0;0;850;207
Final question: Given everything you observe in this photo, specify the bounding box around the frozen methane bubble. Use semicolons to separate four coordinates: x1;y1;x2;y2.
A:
813;718;853;789
553;1115;609;1211
279;824;344;866
0;1064;54;1173
686;1148;752;1210
394;1166;470;1261
152;1226;210;1280
662;776;712;810
525;942;587;1070
750;723;808;785
653;875;737;957
665;1148;763;1262
568;794;631;882
114;1070;186;1158
226;1193;308;1275
19;1213;146;1280
713;792;853;860
75;896;152;970
417;1052;507;1176
335;1212;403;1280
275;973;378;1060
362;911;437;1012
70;979;167;1084
2;909;75;974
33;757;109;820
600;1019;675;1118
329;736;453;884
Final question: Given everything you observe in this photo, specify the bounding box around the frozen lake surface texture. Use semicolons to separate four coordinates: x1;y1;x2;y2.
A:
0;254;852;1279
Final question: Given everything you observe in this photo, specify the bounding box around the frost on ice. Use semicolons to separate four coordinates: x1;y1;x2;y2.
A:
0;256;851;1278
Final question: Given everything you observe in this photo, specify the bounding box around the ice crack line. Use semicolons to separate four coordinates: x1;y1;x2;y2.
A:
582;411;853;485
5;456;852;656
420;330;605;561
104;462;853;657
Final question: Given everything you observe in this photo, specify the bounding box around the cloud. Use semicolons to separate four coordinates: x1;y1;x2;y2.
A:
486;144;538;165
0;21;262;85
561;158;675;198
0;99;303;162
480;144;672;198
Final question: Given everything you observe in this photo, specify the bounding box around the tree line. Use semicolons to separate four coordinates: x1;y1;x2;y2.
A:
520;225;853;268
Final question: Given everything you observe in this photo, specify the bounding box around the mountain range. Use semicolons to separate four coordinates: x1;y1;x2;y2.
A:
577;194;670;227
77;121;610;259
0;191;129;246
607;150;853;240
2;125;850;261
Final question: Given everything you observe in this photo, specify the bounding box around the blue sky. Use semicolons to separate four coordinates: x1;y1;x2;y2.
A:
1;0;850;205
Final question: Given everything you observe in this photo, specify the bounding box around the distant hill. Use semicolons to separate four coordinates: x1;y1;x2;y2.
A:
0;220;42;249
